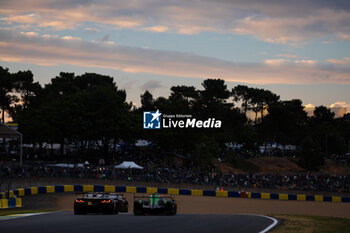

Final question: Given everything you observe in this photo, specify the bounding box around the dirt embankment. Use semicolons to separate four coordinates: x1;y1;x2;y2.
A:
17;192;350;219
237;157;350;175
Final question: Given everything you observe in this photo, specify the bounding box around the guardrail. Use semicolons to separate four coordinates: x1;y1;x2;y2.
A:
1;185;350;204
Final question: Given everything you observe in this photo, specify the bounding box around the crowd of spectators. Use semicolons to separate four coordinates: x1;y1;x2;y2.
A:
1;161;349;194
328;153;350;167
1;144;349;193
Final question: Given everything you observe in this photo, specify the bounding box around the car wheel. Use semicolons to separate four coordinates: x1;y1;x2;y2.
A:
103;206;114;215
134;210;144;216
74;208;85;215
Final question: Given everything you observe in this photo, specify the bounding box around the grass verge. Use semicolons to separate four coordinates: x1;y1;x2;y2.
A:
0;209;54;216
270;214;350;233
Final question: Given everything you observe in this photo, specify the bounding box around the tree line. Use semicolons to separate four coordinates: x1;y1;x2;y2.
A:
1;66;349;170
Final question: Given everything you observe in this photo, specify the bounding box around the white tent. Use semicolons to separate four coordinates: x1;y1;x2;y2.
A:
135;139;150;147
114;161;143;169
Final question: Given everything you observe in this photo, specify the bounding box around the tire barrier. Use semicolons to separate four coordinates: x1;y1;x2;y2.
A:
1;185;349;205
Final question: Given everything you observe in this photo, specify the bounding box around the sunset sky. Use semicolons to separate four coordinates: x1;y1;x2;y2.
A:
0;0;349;112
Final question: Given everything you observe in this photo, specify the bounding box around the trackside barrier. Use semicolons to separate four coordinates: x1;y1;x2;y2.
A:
0;198;22;209
297;194;306;201
64;185;74;192
157;188;168;194
261;193;270;200
126;186;136;193
147;187;157;194
104;185;115;192
288;194;297;200
4;185;350;203
191;190;203;196
279;194;288;200
94;185;104;192
228;191;240;198
168;188;179;195
216;191;228;197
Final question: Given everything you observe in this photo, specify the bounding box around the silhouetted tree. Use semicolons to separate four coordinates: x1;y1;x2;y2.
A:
263;99;307;146
298;136;324;171
0;67;16;123
250;88;279;124
232;85;252;115
140;90;155;111
3;65;348;170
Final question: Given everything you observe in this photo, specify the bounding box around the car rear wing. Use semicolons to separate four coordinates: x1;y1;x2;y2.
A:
75;192;110;195
75;192;124;195
133;193;175;200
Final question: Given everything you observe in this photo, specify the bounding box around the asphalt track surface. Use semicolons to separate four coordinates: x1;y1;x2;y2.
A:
0;211;277;233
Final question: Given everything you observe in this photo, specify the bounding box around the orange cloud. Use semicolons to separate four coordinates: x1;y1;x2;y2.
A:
304;103;316;116
276;54;299;58
6;13;37;24
233;9;350;44
304;102;349;118
0;29;350;85
329;102;350;117
20;31;38;36
294;60;317;65
0;1;349;44
264;59;286;65
143;26;168;33
61;36;81;41
326;57;350;65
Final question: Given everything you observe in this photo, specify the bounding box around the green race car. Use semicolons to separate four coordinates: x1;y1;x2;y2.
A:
133;193;177;216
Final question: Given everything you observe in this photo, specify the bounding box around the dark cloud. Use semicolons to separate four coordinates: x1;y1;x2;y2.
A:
101;34;109;42
1;0;349;43
141;80;163;91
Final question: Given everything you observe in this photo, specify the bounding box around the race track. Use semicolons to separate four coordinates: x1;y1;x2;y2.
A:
0;211;277;233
